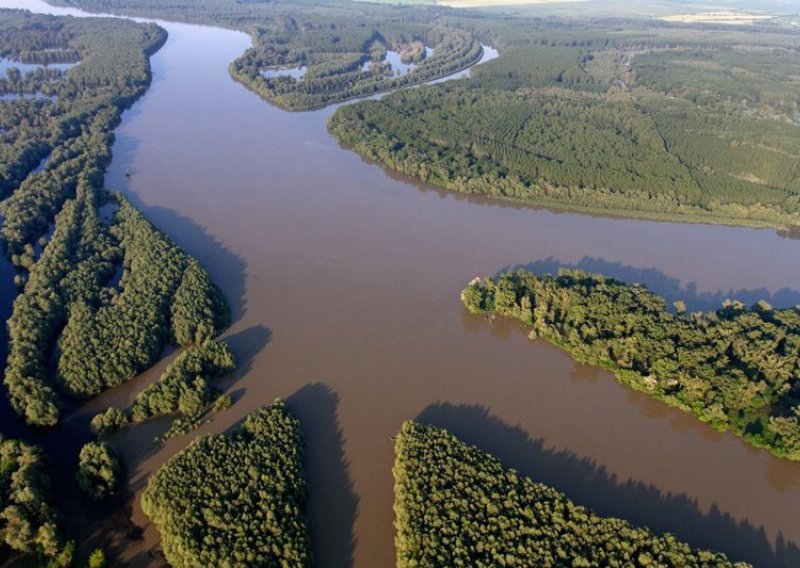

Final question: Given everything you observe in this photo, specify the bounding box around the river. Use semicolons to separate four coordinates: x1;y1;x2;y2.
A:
1;1;800;566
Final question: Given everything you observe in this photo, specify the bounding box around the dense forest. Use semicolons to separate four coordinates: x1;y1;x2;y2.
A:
16;2;800;565
394;421;747;567
0;11;230;428
141;401;312;567
5;190;230;426
230;22;481;110
91;339;236;440
0;11;232;561
462;268;800;460
0;11;166;258
329;22;800;228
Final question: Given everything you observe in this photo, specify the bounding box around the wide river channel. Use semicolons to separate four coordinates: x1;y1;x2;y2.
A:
1;1;800;566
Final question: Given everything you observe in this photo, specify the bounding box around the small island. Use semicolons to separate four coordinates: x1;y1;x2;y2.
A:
462;268;800;460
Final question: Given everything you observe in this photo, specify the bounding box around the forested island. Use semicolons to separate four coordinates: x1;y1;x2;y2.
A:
230;22;481;111
49;0;484;110
462;269;800;460
394;421;748;567
330;20;800;228
141;402;312;567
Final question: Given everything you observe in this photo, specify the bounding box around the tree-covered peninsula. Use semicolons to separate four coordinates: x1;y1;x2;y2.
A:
141;401;312;567
0;11;230;426
462;269;800;460
394;421;747;567
330;21;800;228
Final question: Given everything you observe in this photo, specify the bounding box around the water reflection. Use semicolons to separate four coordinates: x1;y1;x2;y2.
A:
261;65;307;80
0;58;76;74
500;256;800;312
287;384;358;567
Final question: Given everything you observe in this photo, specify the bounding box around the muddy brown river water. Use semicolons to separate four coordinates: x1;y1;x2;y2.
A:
1;2;800;566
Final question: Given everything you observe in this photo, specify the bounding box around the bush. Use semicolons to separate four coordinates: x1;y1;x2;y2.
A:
76;442;120;501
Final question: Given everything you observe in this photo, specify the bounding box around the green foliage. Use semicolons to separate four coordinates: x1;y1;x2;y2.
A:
91;340;235;442
0;10;167;257
141;401;312;567
394;421;747;567
0;11;230;428
76;442;119;501
462;269;800;460
231;23;482;110
87;549;107;568
130;340;235;439
48;0;485;110
90;407;129;437
634;48;800;119
55;195;230;398
213;393;233;413
0;436;62;558
329;20;800;228
48;540;76;568
5;187;230;425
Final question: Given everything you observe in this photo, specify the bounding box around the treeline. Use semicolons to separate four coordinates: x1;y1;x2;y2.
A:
0;11;231;427
394;421;748;567
0;10;166;261
141;401;312;567
49;0;485;110
91;339;236;440
462;269;800;460
633;47;800;120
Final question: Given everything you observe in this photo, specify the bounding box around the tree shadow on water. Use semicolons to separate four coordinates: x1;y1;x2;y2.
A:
217;324;271;392
134;203;248;323
499;256;800;312
286;383;358;568
416;402;800;568
85;325;272;566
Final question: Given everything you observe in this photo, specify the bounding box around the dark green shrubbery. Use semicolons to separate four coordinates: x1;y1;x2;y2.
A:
91;340;235;441
76;442;119;501
0;11;232;428
329;22;800;229
0;437;63;558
